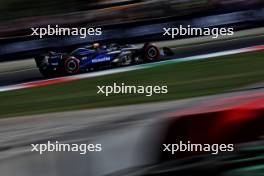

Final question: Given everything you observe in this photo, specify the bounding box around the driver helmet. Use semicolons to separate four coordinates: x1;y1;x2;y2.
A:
93;43;100;49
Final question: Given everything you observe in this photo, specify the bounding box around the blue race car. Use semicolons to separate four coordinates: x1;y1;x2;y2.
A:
35;43;167;77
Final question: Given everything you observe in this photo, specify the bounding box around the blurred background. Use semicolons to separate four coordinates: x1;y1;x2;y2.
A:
0;0;263;35
0;1;264;176
0;0;264;60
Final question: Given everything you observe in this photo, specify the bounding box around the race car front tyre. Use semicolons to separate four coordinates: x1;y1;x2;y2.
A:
143;44;160;61
64;57;80;74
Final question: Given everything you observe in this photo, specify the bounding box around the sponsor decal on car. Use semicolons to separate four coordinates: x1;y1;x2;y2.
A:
92;56;111;63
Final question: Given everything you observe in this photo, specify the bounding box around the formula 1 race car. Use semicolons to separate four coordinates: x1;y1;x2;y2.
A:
35;43;172;77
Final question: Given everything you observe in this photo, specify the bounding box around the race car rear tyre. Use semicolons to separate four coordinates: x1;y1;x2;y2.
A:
143;44;160;61
64;57;80;74
39;67;55;77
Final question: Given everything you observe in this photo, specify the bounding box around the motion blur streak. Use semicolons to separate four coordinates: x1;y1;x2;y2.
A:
22;77;78;87
172;92;264;116
162;91;264;160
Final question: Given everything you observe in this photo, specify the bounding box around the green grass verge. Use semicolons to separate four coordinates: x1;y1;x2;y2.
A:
1;50;264;118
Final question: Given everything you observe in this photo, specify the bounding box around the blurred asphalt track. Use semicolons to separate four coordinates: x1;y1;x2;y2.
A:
0;87;263;176
0;32;264;87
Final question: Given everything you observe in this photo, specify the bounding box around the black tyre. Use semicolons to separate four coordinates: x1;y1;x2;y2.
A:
36;55;55;77
39;66;55;77
64;57;80;74
143;44;160;61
